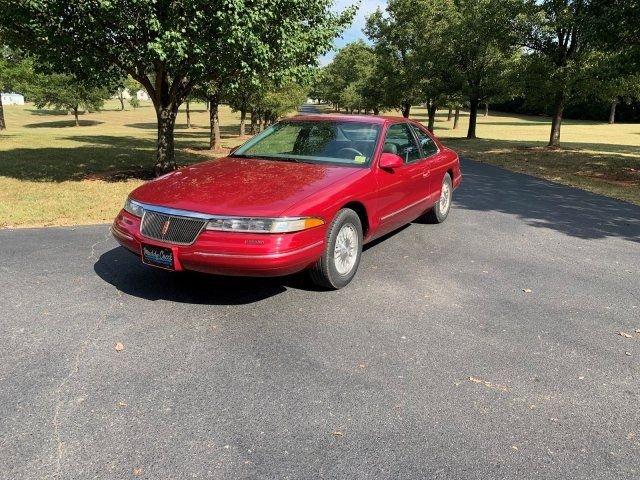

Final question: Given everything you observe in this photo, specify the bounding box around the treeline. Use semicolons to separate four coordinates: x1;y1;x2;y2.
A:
311;0;640;146
493;98;640;124
0;0;356;174
0;49;308;144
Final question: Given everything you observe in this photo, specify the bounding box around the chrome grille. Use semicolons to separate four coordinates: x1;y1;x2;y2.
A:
140;211;206;245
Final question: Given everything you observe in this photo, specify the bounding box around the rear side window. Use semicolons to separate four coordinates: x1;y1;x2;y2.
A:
411;125;438;157
384;123;421;163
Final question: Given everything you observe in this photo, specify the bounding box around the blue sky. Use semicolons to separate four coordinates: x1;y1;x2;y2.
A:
318;0;387;66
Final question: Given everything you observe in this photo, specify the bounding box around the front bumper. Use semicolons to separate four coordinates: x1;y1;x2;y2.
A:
111;209;326;277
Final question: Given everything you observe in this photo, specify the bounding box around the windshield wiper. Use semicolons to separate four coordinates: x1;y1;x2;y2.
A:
249;155;300;163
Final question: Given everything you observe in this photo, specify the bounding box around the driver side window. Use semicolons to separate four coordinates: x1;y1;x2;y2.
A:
384;123;421;163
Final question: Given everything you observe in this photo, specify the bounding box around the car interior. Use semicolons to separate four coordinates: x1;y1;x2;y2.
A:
292;124;379;162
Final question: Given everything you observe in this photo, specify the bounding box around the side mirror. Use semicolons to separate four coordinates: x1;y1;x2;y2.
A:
379;152;404;171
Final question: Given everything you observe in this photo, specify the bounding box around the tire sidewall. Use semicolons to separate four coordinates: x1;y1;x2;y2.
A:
435;173;453;222
324;209;363;288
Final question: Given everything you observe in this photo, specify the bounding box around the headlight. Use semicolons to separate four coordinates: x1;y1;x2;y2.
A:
206;217;324;233
123;198;145;217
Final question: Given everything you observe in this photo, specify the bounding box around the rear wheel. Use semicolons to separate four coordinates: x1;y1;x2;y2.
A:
309;208;363;289
424;173;453;224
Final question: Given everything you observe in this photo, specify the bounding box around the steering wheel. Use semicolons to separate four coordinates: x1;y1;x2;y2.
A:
337;147;364;159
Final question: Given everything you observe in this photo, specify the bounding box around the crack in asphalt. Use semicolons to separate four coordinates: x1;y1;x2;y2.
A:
51;312;108;479
52;231;122;479
88;229;112;261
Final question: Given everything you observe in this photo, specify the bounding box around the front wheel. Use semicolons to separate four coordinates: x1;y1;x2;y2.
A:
424;173;453;224
309;208;363;289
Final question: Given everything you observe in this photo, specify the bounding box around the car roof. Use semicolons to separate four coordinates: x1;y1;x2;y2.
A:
287;114;413;125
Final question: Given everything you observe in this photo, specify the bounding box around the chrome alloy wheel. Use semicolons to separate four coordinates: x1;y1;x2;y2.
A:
333;223;358;275
439;180;452;214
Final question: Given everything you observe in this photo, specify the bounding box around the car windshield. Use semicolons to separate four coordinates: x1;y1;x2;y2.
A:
232;120;381;166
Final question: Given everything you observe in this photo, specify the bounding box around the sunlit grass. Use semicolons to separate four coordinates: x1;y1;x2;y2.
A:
1;101;638;227
0;100;245;227
410;106;640;206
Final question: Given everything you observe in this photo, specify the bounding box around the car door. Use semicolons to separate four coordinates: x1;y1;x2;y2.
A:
374;122;432;232
409;123;442;204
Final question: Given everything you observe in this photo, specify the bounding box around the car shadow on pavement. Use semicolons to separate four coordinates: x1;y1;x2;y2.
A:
94;246;307;304
456;159;640;243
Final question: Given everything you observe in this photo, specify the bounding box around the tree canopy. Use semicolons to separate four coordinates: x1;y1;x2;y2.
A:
28;73;111;126
1;0;354;172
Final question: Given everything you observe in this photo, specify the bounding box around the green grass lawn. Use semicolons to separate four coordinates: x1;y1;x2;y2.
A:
409;106;640;205
0;101;638;227
0;100;245;227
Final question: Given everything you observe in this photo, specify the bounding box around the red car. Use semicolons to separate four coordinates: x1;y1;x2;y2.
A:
111;114;462;289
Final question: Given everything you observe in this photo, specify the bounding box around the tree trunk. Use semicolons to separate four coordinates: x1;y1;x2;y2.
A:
548;91;565;147
209;95;221;150
484;102;489;117
373;107;379;115
250;110;258;135
467;97;479;139
118;89;125;111
73;106;80;127
447;108;452;121
186;100;191;129
401;100;411;118
0;95;6;131
156;105;178;174
608;99;618;124
427;101;437;132
240;108;247;136
259;114;264;132
453;108;460;130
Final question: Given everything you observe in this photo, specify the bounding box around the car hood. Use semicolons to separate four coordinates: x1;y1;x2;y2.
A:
131;157;362;216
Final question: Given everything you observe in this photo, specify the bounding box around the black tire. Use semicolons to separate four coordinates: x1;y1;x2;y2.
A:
424;173;453;224
309;208;363;289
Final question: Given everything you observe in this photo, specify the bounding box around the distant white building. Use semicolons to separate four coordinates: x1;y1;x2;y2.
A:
1;93;25;105
114;89;151;102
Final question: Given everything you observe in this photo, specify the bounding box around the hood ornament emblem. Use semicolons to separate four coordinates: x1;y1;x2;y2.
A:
161;219;171;237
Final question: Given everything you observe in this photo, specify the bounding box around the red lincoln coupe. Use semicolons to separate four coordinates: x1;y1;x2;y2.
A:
111;114;461;289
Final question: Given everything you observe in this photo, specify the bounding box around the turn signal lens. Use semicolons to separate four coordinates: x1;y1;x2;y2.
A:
206;217;324;233
303;218;325;229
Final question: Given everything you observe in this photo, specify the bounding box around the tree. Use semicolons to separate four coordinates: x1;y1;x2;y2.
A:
1;0;354;173
365;5;426;118
115;87;126;111
448;0;523;139
193;82;225;151
29;73;110;126
589;0;640;69
320;41;382;114
228;77;261;136
125;77;141;109
520;0;598;146
115;76;141;111
240;79;307;132
367;0;458;130
581;52;640;124
602;75;640;124
0;46;32;130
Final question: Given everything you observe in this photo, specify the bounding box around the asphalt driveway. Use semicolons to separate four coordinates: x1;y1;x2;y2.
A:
1;159;639;479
